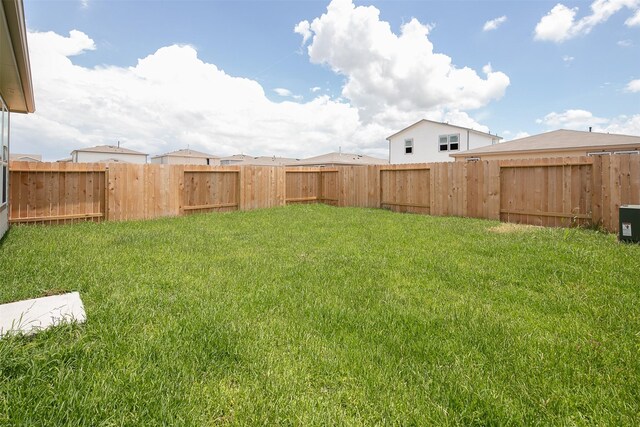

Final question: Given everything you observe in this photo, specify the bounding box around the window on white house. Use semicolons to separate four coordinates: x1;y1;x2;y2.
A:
438;134;460;152
404;139;413;154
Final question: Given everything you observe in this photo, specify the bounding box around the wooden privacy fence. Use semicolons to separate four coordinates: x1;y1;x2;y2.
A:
9;154;640;233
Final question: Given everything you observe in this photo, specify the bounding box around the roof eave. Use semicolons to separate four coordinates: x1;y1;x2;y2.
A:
3;0;34;113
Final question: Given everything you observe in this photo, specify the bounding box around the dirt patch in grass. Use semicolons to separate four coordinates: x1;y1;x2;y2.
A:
488;222;542;234
40;288;72;297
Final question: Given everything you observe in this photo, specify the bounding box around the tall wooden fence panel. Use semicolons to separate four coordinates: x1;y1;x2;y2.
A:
143;164;183;219
321;170;339;206
107;164;147;221
379;166;430;214
9;162;106;224
592;154;640;233
183;168;240;214
499;158;593;228
285;169;321;204
465;160;501;220
240;166;285;210
338;165;379;208
430;162;467;217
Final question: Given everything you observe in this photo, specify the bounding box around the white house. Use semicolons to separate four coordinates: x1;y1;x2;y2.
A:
388;119;501;164
151;148;219;165
70;145;148;164
1;0;35;239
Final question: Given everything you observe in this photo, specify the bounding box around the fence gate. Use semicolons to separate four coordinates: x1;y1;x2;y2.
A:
379;167;430;214
182;170;240;214
499;160;593;228
9;163;107;224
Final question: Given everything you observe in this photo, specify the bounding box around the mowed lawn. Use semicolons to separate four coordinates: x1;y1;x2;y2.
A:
1;204;639;425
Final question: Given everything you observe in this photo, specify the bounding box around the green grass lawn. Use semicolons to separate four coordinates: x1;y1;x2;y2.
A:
1;204;639;426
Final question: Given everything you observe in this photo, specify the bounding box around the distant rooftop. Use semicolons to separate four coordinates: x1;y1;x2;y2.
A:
71;145;147;155
451;129;640;157
10;153;41;162
288;152;388;166
151;148;218;159
220;154;297;166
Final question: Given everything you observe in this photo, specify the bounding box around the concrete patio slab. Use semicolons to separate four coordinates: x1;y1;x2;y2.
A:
0;292;86;338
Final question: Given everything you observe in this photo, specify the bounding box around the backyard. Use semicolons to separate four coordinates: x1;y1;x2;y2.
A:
1;204;639;425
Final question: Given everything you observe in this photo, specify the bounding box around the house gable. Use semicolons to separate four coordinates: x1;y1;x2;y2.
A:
388;120;500;164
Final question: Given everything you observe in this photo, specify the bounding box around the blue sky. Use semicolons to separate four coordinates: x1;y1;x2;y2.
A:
13;0;640;160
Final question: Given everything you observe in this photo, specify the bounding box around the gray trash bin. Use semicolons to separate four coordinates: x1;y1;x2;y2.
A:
619;205;640;243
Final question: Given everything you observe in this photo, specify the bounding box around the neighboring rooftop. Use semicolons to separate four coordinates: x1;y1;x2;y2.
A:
151;148;219;159
288;152;388;166
10;153;41;162
71;145;148;155
451;129;640;157
220;154;297;166
387;119;501;141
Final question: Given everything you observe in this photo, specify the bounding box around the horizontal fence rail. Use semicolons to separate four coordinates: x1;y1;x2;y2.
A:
9;155;640;233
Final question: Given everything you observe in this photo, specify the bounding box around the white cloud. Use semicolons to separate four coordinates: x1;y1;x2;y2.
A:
617;39;633;46
11;30;394;160
295;0;509;126
626;8;640;24
32;30;96;57
625;79;640;92
597;114;640;135
294;20;312;44
501;131;530;141
534;0;640;43
274;88;293;97
536;109;640;136
80;0;89;9
562;55;575;63
483;16;507;32
275;87;304;100
310;86;321;92
537;109;608;129
514;131;531;139
534;4;578;42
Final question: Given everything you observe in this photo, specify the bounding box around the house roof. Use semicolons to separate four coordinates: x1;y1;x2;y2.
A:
451;129;640;157
386;119;501;141
220;154;297;166
10;153;41;162
71;145;148;156
0;0;34;113
287;152;388;166
151;148;219;159
96;158;129;163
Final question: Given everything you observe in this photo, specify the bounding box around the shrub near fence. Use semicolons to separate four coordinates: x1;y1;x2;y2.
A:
9;154;640;233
